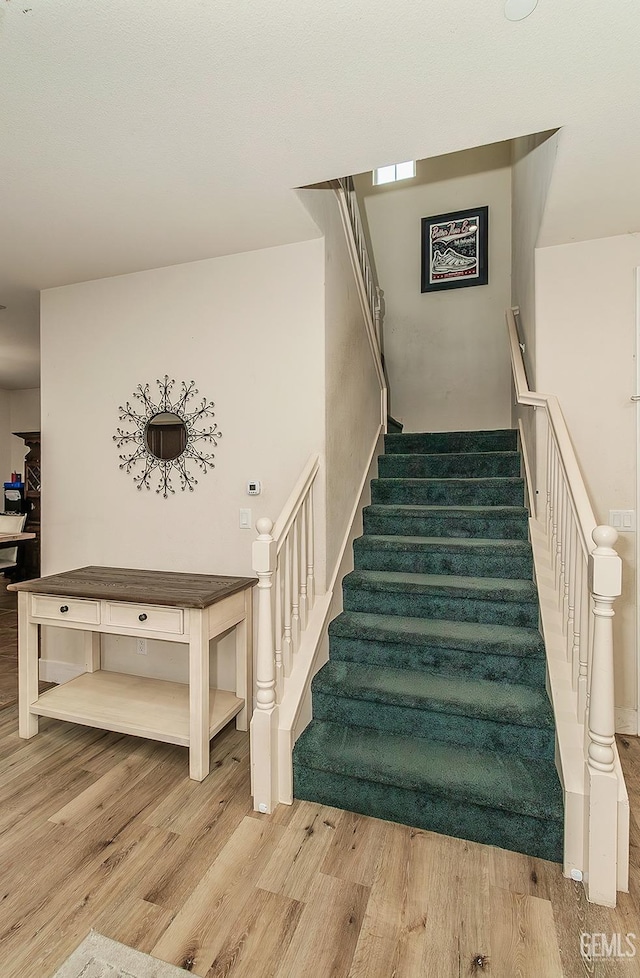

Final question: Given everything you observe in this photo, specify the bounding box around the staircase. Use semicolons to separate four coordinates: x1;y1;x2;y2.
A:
292;428;564;862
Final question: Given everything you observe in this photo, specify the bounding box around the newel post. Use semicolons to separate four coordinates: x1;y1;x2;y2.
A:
586;524;622;906
250;517;278;814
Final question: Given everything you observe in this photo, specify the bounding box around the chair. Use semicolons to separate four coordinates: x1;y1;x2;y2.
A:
0;513;27;577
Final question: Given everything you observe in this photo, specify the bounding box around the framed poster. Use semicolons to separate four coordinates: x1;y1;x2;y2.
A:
421;206;488;293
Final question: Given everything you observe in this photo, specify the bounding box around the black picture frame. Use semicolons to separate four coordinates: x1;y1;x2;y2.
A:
421;206;489;293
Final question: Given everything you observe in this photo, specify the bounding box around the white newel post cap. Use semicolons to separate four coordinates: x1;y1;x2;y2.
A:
256;517;274;539
590;525;622;598
253;518;275;575
592;525;618;551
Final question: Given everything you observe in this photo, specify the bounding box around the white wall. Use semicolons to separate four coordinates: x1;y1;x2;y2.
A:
511;131;559;385
10;388;40;477
536;234;640;726
356;142;512;432
0;390;11;494
0;387;39;502
40;240;325;681
297;188;382;574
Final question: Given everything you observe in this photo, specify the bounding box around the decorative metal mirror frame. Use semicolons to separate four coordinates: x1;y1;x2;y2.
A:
113;375;222;497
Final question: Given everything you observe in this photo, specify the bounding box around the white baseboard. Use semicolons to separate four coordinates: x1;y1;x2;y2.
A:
39;659;85;684
615;708;638;735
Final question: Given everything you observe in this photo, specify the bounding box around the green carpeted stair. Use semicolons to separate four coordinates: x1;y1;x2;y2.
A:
293;428;564;862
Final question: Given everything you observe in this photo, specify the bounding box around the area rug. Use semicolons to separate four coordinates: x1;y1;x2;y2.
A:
51;930;186;978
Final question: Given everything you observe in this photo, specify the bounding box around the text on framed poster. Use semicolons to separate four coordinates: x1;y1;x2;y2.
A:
421;206;488;293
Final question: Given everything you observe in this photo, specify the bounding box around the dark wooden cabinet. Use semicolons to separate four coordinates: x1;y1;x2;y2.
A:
13;431;40;580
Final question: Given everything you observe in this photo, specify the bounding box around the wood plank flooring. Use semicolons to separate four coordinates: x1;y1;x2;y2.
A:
0;587;52;710
0;597;639;976
0;586;19;709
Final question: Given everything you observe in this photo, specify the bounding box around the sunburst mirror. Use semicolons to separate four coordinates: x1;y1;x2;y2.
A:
113;376;222;497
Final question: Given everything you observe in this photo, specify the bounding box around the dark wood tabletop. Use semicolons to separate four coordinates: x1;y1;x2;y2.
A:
8;565;257;609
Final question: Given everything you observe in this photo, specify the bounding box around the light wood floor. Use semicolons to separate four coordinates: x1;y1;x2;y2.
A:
0;714;637;978
0;586;19;710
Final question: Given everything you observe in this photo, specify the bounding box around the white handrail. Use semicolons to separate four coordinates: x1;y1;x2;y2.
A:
250;454;320;814
507;309;596;551
333;177;388;425
507;306;625;906
273;455;320;550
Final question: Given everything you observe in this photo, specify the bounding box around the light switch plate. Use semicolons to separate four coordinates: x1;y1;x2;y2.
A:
239;508;252;529
609;510;636;532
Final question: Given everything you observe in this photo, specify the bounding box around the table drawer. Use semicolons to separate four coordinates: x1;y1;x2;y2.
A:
31;594;101;625
103;601;184;635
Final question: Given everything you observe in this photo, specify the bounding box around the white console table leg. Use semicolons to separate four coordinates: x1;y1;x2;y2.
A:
83;631;101;672
235;589;253;731
18;591;39;738
189;608;210;781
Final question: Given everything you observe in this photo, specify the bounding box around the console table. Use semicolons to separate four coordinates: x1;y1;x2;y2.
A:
9;566;256;781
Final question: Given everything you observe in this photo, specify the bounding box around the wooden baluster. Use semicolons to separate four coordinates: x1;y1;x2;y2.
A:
555;474;565;597
559;487;569;622
550;445;559;572
566;517;576;659
291;516;300;651
283;535;293;676
299;502;308;630
571;547;583;690
274;557;283;700
545;426;552;537
250;517;277;813
306;491;315;612
586;525;622;906
578;564;591;720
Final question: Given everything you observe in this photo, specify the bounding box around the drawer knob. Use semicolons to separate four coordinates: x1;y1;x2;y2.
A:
138;613;148;622
59;605;69;614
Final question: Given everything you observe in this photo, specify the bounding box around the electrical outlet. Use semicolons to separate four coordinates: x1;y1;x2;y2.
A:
136;638;147;655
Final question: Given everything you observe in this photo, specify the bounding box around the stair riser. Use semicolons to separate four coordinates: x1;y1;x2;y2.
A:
343;588;540;628
363;512;529;540
371;480;524;507
353;547;533;579
293;765;563;863
328;635;546;688
312;691;555;760
378;455;521;479
384;431;519;455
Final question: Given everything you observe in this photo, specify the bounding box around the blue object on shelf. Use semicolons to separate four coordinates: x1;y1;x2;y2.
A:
4;483;24;513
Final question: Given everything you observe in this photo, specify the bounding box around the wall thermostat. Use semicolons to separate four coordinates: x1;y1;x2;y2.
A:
247;480;261;495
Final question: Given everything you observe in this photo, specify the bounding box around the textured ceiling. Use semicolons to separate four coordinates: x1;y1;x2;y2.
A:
1;0;639;388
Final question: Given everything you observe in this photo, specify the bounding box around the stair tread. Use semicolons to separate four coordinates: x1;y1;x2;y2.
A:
314;660;553;727
380;451;520;461
366;503;528;516
294;720;563;821
330;611;545;656
354;534;531;553
388;428;517;437
345;568;538;601
373;477;523;485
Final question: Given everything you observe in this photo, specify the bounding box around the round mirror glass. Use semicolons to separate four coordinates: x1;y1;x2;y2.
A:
144;412;187;461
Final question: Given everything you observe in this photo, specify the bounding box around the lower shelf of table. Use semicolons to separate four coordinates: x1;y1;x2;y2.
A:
30;670;244;747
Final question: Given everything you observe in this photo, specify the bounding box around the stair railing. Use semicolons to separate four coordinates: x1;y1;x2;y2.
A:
336;176;384;350
250;454;320;813
334;176;388;424
507;306;626;906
